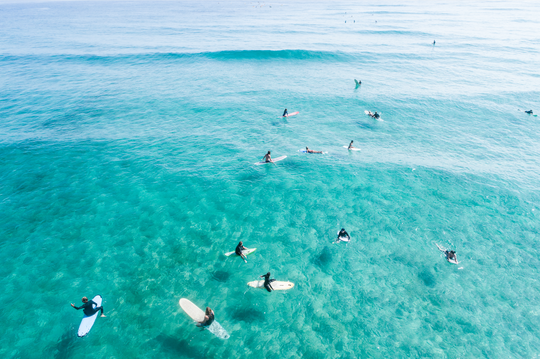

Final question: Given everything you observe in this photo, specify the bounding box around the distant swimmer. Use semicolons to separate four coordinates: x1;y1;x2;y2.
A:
262;151;273;163
260;272;276;292
337;228;350;242
196;307;215;327
525;110;533;114
354;79;361;87
305;147;323;154
283;109;288;117
235;241;248;263
348;140;355;150
71;296;106;317
433;40;436;45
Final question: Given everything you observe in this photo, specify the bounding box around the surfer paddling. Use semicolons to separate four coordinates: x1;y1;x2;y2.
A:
305;147;323;154
197;307;215;327
337;228;350;242
260;272;276;292
235;241;248;263
71;296;106;317
446;250;457;262
262;151;273;163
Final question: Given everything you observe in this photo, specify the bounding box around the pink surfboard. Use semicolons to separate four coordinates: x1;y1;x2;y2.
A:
283;111;299;117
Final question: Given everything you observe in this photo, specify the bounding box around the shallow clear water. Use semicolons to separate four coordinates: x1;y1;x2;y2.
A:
1;1;540;358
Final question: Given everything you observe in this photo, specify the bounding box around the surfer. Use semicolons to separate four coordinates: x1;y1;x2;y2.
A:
197;307;215;327
262;151;273;163
525;110;533;114
374;111;380;119
433;40;436;45
71;296;106;317
283;109;288;117
337;228;350;242
446;250;457;261
305;147;323;154
348;140;355;150
260;272;276;292
235;241;248;263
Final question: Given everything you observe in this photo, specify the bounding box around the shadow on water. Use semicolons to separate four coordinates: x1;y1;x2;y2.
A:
355;121;377;130
52;326;77;359
313;246;333;269
153;334;206;358
211;270;231;283
230;306;265;323
418;268;437;287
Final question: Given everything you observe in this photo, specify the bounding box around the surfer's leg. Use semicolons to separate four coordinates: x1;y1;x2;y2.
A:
264;283;272;292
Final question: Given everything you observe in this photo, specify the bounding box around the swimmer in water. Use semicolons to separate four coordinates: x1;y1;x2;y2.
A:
71;296;106;317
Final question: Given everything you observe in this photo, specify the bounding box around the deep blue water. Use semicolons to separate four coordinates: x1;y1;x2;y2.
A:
1;1;539;358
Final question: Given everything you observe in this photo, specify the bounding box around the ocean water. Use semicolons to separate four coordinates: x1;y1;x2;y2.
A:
1;0;540;358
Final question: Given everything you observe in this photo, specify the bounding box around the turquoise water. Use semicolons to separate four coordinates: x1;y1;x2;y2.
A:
1;1;540;358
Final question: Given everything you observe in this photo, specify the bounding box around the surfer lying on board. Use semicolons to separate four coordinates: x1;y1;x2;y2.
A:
235;241;248;263
262;151;273;163
525;110;533;114
305;147;323;154
197;307;215;327
348;141;356;150
337;228;350;242
283;109;288;117
260;272;276;292
71;296;106;317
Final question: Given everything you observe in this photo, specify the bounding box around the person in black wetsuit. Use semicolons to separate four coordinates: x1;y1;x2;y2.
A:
374;111;380;119
260;272;276;292
71;296;106;317
446;250;457;261
337;228;350;242
283;109;288;117
525;110;533;114
235;241;248;263
197;307;215;327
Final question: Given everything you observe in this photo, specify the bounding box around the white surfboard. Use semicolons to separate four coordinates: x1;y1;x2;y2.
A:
224;248;257;257
364;110;383;121
254;155;287;165
336;231;350;242
343;146;361;151
247;280;295;290
299;149;328;154
77;295;102;337
436;244;458;264
179;298;230;339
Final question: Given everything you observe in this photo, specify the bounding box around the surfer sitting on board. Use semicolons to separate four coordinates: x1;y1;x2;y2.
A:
197;307;215;327
235;241;248;263
260;272;276;292
348;141;356;150
446;250;457;261
305;147;323;154
262;151;273;163
71;296;106;317
337;228;350;242
283;109;288;117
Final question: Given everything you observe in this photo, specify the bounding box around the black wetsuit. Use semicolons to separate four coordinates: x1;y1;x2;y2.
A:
283;110;288;117
338;230;350;240
261;273;275;292
525;110;533;114
235;244;246;256
204;312;215;326
74;301;103;316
